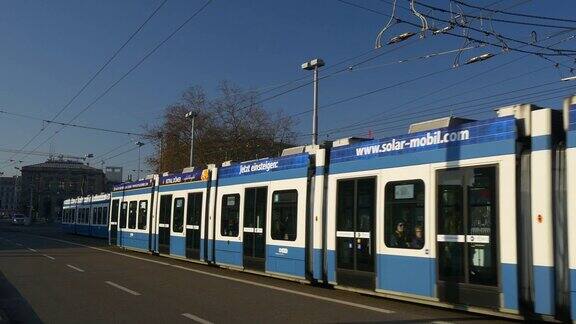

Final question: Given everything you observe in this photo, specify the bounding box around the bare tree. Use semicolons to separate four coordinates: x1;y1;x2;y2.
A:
144;81;297;173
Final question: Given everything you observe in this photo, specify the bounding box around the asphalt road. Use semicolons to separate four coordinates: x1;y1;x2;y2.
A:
0;224;515;324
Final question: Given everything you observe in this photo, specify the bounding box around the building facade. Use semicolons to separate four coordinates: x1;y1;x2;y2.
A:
19;159;105;221
0;176;20;217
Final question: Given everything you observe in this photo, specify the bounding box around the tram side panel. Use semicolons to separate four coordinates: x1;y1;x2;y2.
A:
565;97;576;320
89;193;110;238
214;154;311;280
156;170;209;261
325;116;520;311
312;148;327;282
75;197;91;236
61;198;76;234
111;179;155;252
530;109;557;316
206;167;218;263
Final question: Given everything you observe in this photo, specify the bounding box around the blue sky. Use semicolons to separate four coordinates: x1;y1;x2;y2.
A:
1;0;576;178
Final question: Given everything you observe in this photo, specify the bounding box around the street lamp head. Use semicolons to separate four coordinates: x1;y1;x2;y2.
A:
185;111;198;119
85;153;94;159
135;141;145;147
301;58;325;70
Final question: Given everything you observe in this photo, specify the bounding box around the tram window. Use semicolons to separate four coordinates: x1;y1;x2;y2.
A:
111;200;119;223
187;193;202;226
271;190;298;241
138;201;148;230
385;180;425;249
103;207;108;225
221;194;240;237
72;210;76;223
92;208;97;224
128;201;137;229
173;198;185;233
98;207;103;225
120;202;128;228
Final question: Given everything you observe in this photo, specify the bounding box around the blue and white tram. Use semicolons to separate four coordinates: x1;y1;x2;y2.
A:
565;95;576;320
212;153;314;279
89;193;110;238
109;178;155;252
61;193;110;238
62;197;78;234
154;168;210;260
65;97;576;321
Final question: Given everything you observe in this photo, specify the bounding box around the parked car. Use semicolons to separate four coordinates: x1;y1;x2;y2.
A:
11;214;31;226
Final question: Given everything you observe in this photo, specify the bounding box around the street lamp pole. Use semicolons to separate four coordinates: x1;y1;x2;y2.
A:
302;58;325;146
185;111;197;167
135;141;145;179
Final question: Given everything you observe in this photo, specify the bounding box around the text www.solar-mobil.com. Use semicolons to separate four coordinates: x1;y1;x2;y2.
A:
355;129;470;156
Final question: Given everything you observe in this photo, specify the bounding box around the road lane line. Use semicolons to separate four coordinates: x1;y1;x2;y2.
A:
42;254;55;260
181;313;213;324
169;265;394;314
15;243;23;246
105;281;141;296
34;236;395;314
27;248;37;252
67;264;84;272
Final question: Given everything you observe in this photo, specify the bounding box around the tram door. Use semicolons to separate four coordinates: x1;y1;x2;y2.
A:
336;178;376;290
243;187;267;271
158;194;172;254
436;167;498;308
109;199;119;245
185;192;203;260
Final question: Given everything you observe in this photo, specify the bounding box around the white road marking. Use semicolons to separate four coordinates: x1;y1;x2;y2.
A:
42;254;55;260
27;248;37;252
169;264;394;314
105;281;141;296
33;236;394;314
67;264;84;272
181;313;213;324
15;243;23;246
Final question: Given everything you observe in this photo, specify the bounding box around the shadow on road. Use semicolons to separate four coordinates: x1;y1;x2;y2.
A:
0;270;42;324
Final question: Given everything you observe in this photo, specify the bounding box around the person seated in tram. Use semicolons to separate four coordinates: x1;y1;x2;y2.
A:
390;221;408;247
411;225;424;249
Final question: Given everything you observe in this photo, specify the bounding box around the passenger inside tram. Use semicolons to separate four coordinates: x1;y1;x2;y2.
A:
411;225;424;249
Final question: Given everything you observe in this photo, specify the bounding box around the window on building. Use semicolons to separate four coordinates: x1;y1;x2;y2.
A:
128;201;137;229
138;201;147;230
173;198;185;233
385;180;425;249
221;194;239;237
271;190;298;241
120;202;128;228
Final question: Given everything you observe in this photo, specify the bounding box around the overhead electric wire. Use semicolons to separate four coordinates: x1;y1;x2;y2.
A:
349;0;576;57
233;38;419;113
415;1;576;30
0;109;145;136
360;85;576;138
1;0;168;167
412;2;576;55
452;0;576;24
325;1;576;138
8;0;213;169
326;79;573;137
97;140;135;160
